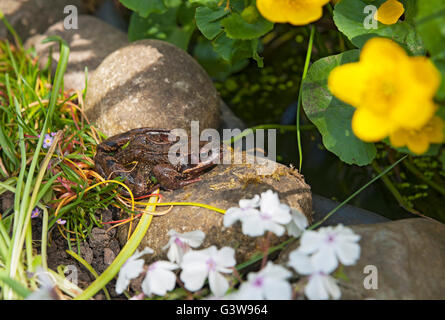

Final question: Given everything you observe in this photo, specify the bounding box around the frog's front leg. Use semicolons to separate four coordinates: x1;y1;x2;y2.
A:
152;164;201;190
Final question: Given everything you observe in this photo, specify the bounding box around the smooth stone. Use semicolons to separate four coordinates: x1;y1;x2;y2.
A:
278;218;445;299
84;39;220;137
0;0;86;42
25;15;128;92
311;194;389;226
118;156;312;264
219;99;246;132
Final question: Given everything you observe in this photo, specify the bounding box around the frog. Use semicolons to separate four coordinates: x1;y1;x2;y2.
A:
94;128;220;197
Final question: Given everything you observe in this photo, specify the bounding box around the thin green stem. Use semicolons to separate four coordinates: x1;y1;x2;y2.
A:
224;124;315;144
41;207;49;270
296;25;315;173
403;161;445;196
66;250;111;300
309;156;408;230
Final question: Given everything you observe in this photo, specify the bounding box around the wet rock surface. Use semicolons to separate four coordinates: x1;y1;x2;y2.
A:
278;218;445;300
25;15;128;92
84;39;221;137
118;156;312;265
0;0;86;42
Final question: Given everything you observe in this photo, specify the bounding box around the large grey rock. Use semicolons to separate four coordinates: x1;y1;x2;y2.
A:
84;39;221;137
278;218;445;300
118;153;312;264
0;0;86;42
25;15;128;92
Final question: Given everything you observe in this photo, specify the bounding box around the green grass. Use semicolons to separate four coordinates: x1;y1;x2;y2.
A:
0;28;124;299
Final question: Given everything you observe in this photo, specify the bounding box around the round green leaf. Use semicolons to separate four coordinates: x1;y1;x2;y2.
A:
302;50;377;166
221;12;273;40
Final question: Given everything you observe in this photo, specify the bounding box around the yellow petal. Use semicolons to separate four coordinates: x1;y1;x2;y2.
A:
389;129;409;148
328;63;368;107
391;98;437;130
352;108;392;142
409;56;442;98
375;0;405;25
406;134;430;155
256;0;293;23
286;5;324;25
428;116;444;143
257;0;329;25
360;37;408;68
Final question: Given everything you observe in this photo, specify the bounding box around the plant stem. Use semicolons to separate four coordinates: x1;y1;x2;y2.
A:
296;24;316;173
371;161;433;220
403;161;445;196
225;124;315;144
309;156;408;230
41;207;49;270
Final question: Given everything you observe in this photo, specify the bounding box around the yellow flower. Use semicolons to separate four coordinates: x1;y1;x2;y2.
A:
256;0;330;26
374;0;404;25
389;116;444;155
328;37;441;142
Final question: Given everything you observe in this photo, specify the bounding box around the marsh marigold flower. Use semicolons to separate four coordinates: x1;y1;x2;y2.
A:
389;116;444;155
257;0;330;26
375;0;404;25
328;37;441;142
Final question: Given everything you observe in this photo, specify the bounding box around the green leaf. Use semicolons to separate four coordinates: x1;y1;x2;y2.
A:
432;55;445;102
193;37;248;80
221;12;273;40
302;50;377;166
415;0;445;57
120;0;167;17
415;1;445;101
164;0;182;7
187;0;219;7
128;7;195;51
212;34;263;67
333;0;424;55
195;6;229;40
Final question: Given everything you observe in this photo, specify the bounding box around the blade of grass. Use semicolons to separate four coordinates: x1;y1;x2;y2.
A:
309;155;408;229
65;250;111;300
0;270;31;299
8;38;69;290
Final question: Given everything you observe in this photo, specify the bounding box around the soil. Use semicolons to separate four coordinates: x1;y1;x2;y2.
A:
30;205;125;299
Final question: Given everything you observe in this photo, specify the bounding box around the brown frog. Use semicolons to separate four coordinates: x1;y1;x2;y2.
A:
94;128;220;197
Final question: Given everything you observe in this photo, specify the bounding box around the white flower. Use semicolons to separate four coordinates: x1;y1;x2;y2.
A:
234;262;292;300
26;268;58;300
162;229;205;264
180;246;236;297
298;224;361;274
223;194;260;227
285;208;308;237
240;190;292;237
142;260;178;296
288;250;341;300
115;247;153;294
